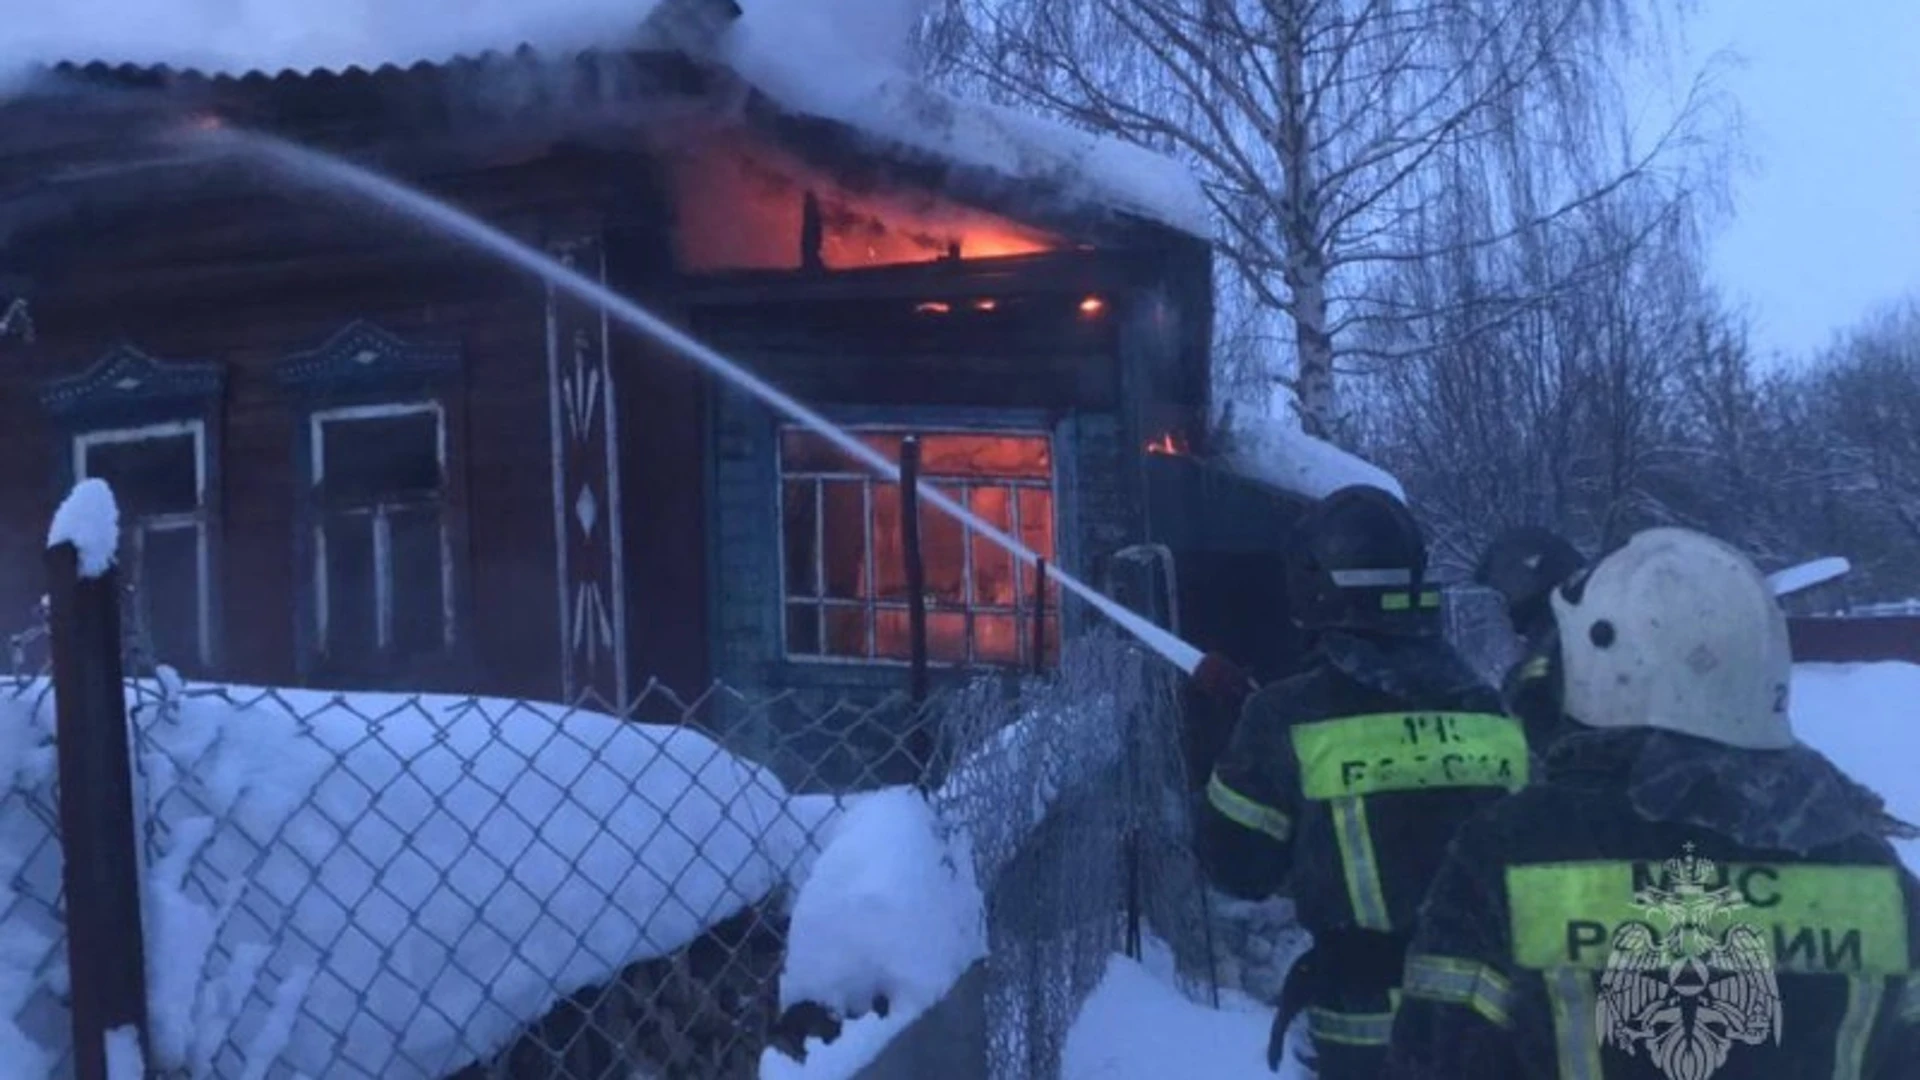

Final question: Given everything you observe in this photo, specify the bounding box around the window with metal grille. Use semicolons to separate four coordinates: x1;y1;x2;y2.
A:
74;421;211;671
779;428;1059;667
309;403;451;668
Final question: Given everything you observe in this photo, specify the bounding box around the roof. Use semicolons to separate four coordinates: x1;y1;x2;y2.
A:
3;0;1210;238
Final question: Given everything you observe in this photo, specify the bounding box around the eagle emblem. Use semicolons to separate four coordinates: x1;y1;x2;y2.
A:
1597;845;1782;1080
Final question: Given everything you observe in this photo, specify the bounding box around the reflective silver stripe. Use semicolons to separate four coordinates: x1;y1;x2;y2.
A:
1402;954;1514;1028
1206;773;1293;842
1834;976;1886;1080
1330;796;1392;931
1330;568;1414;588
1307;1005;1396;1046
1546;967;1602;1080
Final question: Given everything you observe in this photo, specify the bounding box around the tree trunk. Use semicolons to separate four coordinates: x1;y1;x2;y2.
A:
1274;5;1335;437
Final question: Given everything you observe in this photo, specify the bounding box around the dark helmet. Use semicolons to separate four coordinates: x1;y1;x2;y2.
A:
1474;526;1584;629
1285;485;1434;633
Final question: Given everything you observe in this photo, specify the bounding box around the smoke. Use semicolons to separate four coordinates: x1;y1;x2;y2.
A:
0;0;668;83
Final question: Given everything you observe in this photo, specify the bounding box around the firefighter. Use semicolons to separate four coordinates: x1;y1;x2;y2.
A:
1474;526;1586;747
1386;527;1920;1079
1192;484;1529;1077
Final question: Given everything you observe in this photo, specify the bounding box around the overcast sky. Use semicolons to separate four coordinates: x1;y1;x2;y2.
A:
1686;0;1920;360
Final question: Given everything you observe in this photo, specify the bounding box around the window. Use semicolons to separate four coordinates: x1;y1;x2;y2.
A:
780;429;1059;667
309;403;451;669
74;421;211;670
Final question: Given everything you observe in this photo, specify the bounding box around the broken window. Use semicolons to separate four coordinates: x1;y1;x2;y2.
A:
309;404;449;670
74;421;211;671
780;429;1059;667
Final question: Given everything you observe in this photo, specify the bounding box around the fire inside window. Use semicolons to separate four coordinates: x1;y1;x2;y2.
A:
780;429;1060;667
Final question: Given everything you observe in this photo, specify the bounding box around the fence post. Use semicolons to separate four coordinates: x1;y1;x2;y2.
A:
47;538;153;1079
899;436;929;703
1031;558;1048;675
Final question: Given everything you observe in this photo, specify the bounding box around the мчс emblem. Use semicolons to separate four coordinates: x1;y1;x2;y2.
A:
1597;844;1782;1080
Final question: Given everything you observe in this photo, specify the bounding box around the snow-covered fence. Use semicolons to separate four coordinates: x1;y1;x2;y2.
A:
931;631;1219;1079
0;670;985;1079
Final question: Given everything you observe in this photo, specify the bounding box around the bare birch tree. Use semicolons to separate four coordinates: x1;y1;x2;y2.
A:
929;0;1720;437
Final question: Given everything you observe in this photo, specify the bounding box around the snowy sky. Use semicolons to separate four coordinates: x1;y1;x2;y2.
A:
1683;0;1920;359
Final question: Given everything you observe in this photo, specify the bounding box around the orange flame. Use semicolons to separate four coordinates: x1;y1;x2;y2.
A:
667;129;1062;273
1145;432;1188;456
915;301;953;315
1079;295;1107;316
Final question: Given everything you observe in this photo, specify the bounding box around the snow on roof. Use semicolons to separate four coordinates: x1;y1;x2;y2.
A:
1213;415;1407;504
2;0;1212;236
46;478;119;578
722;0;1211;236
0;1;665;81
0;681;838;1078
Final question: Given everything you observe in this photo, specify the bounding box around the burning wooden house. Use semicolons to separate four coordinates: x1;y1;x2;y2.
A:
0;4;1310;715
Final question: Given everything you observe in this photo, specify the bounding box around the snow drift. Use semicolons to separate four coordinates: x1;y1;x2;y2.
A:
0;679;835;1078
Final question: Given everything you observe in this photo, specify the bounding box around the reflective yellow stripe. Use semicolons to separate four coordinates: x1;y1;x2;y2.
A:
1206;773;1293;842
1546;967;1603;1080
1291;712;1528;800
1331;795;1392;931
1834;976;1885;1080
1306;1004;1397;1046
1507;861;1911;975
1518;655;1551;682
1402;954;1514;1028
1380;590;1442;611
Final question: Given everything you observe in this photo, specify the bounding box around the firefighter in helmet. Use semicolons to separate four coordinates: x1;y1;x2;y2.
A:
1475;526;1587;748
1192;484;1528;1076
1386;527;1920;1079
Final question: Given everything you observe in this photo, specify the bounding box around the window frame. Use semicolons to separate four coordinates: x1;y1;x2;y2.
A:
306;400;456;665
71;418;215;670
774;424;1062;669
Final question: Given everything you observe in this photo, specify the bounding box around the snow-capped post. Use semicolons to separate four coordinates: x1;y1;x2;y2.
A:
44;479;154;1080
899;435;930;705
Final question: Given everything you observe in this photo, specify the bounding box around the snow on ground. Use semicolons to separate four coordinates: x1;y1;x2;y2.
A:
761;787;986;1079
0;679;838;1078
1215;413;1406;503
1062;937;1303;1080
46;479;119;578
1792;661;1920;870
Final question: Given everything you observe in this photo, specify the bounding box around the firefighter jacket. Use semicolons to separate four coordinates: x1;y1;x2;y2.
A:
1201;630;1524;929
1503;622;1565;754
1386;725;1920;1080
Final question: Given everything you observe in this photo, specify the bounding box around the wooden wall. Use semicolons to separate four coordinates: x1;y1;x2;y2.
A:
0;152;685;701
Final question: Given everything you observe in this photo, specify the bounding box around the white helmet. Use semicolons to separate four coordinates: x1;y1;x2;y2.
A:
1551;527;1794;750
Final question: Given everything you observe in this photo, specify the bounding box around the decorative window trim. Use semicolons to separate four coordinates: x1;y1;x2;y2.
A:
276;321;467;685
277;320;462;395
72;419;215;669
41;342;225;421
41;342;226;673
774;422;1062;670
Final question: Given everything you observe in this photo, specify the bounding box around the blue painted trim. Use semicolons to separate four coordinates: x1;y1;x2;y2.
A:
40;342;224;423
276;320;462;396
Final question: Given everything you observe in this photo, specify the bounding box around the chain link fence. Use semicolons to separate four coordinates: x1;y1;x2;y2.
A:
0;585;1218;1080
